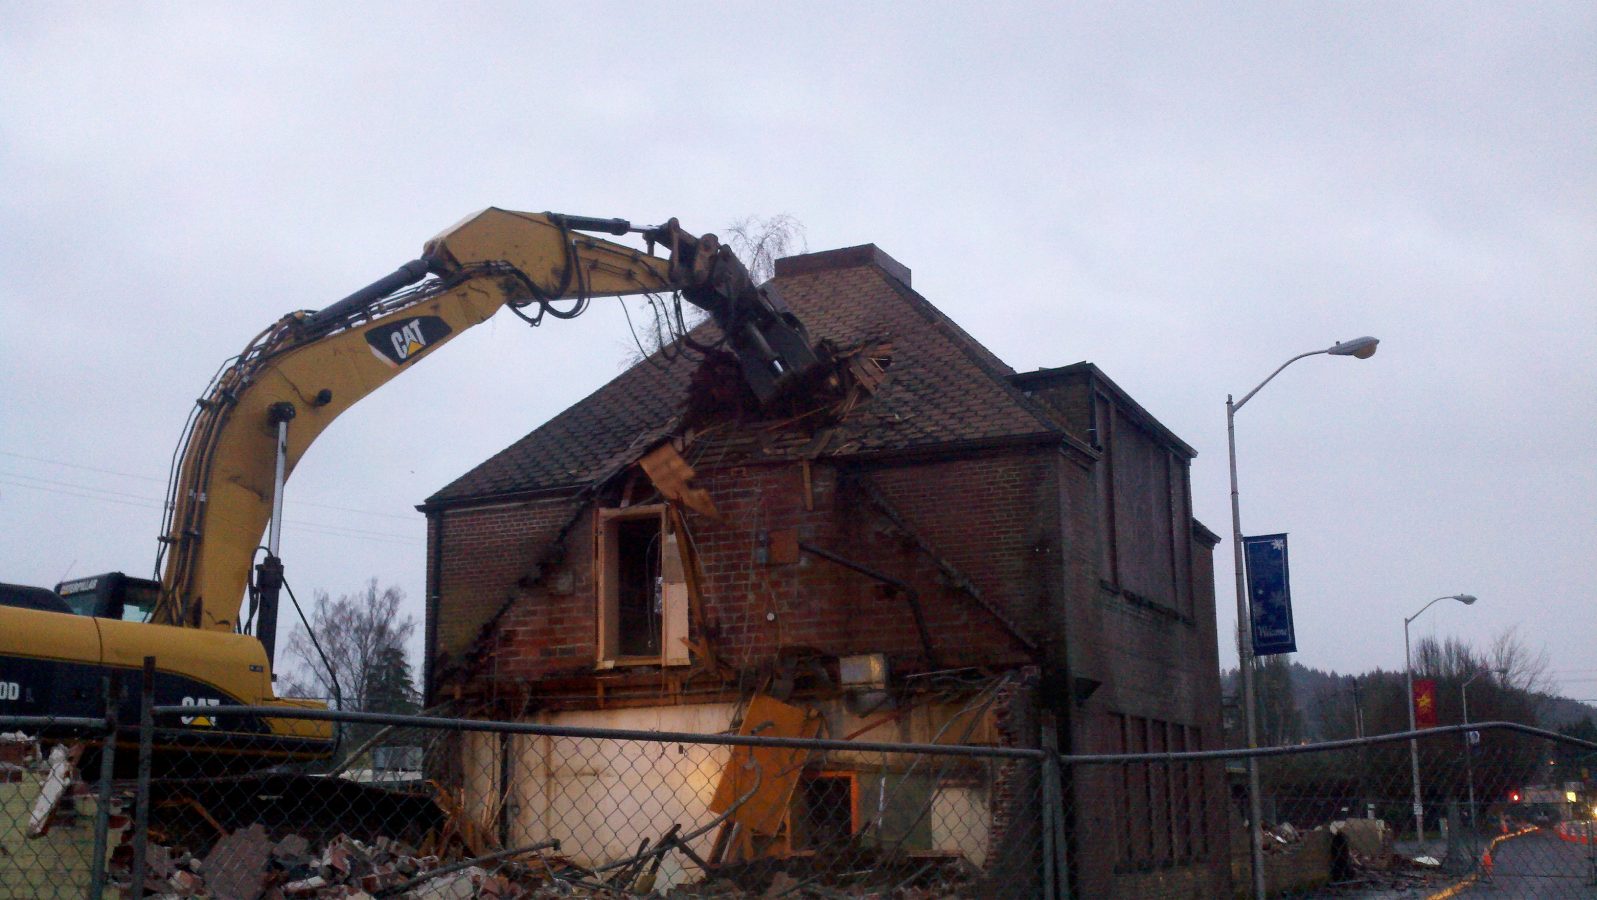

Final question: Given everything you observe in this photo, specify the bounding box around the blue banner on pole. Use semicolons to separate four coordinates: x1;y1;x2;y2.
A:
1244;532;1296;656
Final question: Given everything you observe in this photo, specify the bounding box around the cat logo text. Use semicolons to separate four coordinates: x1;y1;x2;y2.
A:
365;316;453;368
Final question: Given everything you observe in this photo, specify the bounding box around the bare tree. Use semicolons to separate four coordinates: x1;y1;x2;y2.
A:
282;578;416;712
723;213;807;284
1488;626;1553;696
620;213;807;366
1413;635;1482;681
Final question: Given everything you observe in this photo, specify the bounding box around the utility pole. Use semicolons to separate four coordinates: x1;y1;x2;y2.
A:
1351;676;1369;818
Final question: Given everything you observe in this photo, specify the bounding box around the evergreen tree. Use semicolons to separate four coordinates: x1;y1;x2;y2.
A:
362;645;419;715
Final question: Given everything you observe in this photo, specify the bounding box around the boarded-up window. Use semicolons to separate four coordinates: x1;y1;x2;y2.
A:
1098;397;1124;587
1096;394;1194;614
1111;712;1204;870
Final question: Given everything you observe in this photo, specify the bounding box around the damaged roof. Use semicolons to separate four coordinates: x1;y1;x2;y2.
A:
424;244;1076;508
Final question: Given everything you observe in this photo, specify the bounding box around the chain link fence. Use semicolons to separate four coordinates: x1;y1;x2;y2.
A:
1058;723;1597;899
4;683;1594;898
1230;723;1597;898
1;710;120;900
3;668;1052;899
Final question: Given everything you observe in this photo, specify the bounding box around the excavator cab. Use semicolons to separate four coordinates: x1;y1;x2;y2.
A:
54;572;159;623
0;582;72;614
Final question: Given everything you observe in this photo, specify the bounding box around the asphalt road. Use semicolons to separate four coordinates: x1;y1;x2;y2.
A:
1452;830;1597;898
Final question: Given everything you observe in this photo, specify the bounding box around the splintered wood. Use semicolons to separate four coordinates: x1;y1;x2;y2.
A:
639;443;718;518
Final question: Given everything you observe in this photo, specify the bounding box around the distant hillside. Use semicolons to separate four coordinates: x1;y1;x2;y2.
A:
1222;660;1597;741
1538;693;1597;729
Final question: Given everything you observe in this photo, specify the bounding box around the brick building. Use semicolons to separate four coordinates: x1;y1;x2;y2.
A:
420;245;1229;896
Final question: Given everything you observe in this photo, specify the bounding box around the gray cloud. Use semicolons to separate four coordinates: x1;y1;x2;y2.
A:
3;4;1592;692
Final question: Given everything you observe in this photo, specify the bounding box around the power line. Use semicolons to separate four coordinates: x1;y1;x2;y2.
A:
0;449;165;482
1;477;420;547
0;449;417;520
284;498;415;521
2;470;163;503
0;478;162;512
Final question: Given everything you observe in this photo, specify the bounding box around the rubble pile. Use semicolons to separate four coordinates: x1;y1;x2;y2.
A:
1326;818;1392;871
108;826;986;900
643;854;982;899
1251;818;1466;896
111;825;538;899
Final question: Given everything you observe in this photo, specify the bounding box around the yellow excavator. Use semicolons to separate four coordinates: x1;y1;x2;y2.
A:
0;208;818;771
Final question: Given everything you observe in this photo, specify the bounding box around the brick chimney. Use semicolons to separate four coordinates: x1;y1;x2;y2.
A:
773;244;911;288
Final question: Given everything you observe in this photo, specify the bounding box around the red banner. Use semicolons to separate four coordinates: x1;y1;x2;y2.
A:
1413;678;1438;728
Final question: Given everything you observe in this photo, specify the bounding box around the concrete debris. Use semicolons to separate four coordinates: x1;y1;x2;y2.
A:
102;796;984;899
1245;818;1468;897
27;742;79;836
1327;817;1391;870
115;825;547;899
146;842;175;880
409;867;487;899
0;731;37;767
274;833;312;867
284;874;329;895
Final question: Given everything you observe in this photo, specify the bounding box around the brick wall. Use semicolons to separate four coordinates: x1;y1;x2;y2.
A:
428;493;581;689
487;507;598;678
982;667;1044;895
862;448;1062;662
430;446;1063;694
679;449;1050;671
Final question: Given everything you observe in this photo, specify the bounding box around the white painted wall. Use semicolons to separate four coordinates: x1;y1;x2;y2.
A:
465;703;735;888
932;786;990;866
458;699;998;888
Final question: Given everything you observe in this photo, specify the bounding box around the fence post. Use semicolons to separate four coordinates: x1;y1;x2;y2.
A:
129;657;156;898
1034;750;1073;893
88;675;120;899
1039;753;1056;900
1050;752;1071;899
1040;723;1070;900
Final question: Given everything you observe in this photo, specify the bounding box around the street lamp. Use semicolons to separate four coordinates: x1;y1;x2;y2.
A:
1228;335;1379;899
1403;593;1478;845
1462;667;1507;845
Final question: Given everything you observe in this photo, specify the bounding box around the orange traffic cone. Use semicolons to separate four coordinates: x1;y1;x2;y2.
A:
1481;849;1494;881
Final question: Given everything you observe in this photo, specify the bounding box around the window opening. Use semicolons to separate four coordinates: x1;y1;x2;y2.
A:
598;504;690;667
800;772;858;849
616;517;662;657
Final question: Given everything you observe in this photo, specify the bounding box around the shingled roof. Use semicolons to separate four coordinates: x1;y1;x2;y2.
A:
424;245;1070;508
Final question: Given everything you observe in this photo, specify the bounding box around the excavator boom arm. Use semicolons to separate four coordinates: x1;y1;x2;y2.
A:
152;208;816;637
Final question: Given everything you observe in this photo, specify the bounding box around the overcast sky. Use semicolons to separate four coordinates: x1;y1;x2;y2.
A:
3;4;1592;703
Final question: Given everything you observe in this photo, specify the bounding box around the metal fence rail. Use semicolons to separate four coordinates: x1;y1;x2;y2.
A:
3;686;1595;898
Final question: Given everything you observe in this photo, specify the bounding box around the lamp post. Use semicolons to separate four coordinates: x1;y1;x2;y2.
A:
1228;335;1378;899
1403;593;1477;845
1462;667;1506;845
